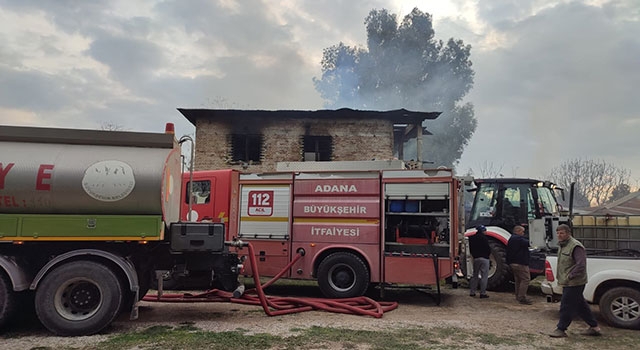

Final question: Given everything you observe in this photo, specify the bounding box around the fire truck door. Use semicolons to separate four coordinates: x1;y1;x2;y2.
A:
182;178;215;222
238;184;291;277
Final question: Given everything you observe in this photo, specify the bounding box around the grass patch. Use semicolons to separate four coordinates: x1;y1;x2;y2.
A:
287;326;428;349
90;323;639;350
95;326;279;350
91;324;540;350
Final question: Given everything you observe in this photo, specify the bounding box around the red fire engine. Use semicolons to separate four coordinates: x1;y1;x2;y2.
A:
178;163;463;299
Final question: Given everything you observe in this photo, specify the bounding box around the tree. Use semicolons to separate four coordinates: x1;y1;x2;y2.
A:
476;161;504;178
547;159;631;207
608;183;631;203
100;121;124;131
565;183;591;209
313;8;476;168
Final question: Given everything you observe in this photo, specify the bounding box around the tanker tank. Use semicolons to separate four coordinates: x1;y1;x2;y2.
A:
0;125;182;223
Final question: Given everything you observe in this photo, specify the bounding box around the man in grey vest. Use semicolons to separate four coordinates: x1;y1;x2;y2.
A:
549;224;602;337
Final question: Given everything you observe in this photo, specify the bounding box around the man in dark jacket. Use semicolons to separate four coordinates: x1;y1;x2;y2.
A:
469;225;491;298
506;225;532;304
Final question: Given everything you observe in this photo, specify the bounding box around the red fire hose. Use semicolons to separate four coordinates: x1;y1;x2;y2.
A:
142;242;398;317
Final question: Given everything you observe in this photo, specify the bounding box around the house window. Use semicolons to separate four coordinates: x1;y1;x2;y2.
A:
231;134;262;163
303;135;332;161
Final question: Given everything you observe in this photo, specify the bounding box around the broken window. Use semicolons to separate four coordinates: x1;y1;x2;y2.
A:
303;135;332;161
230;134;262;163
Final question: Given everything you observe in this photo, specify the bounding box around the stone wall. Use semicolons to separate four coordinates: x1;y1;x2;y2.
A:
193;117;395;172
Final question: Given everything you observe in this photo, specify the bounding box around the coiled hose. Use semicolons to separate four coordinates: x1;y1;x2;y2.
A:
142;242;398;317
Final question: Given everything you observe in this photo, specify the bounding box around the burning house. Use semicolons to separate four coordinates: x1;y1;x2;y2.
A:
178;108;440;172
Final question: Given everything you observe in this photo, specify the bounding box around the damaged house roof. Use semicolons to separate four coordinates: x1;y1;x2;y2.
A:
179;108;440;130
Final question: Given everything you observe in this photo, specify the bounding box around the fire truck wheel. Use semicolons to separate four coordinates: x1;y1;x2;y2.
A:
600;287;640;329
35;261;123;336
317;252;370;298
0;271;17;330
487;240;510;291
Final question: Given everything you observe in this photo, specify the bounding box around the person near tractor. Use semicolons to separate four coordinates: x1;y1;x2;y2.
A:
549;224;602;338
468;225;491;298
506;225;532;305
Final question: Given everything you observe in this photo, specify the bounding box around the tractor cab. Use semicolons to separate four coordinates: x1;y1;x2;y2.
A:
467;178;568;250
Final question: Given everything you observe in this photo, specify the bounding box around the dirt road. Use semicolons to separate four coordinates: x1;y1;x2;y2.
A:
1;284;638;349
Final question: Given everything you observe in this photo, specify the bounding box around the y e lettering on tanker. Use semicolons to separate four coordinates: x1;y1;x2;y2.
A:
0;162;54;208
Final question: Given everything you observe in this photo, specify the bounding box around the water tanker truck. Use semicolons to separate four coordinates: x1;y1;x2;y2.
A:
0;124;243;336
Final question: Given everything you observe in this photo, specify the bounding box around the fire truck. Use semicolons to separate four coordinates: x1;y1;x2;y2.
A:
174;162;464;299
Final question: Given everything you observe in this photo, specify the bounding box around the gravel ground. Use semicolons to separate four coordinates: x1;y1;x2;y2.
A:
2;283;638;349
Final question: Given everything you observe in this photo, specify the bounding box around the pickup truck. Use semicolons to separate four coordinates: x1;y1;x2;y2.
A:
541;252;640;329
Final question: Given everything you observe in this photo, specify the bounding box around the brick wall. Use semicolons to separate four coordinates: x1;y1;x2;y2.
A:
194;117;395;172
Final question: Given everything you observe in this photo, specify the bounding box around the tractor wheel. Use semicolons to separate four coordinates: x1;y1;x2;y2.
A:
599;287;640;329
35;261;123;336
317;252;369;298
0;272;17;330
486;240;511;291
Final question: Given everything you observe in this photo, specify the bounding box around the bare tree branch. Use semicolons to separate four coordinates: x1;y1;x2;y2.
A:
547;158;631;207
100;121;124;131
476;161;504;178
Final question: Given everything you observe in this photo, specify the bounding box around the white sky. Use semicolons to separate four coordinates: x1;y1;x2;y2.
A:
1;0;639;185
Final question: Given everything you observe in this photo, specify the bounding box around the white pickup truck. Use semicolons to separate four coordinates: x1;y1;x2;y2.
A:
541;253;640;329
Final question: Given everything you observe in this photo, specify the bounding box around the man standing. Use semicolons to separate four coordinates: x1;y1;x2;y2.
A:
469;225;491;298
549;224;602;337
506;225;532;304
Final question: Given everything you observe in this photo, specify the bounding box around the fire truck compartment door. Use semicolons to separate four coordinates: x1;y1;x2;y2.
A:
238;184;291;239
385;183;450;200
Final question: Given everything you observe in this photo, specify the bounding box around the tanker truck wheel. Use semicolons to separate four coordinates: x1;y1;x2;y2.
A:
486;240;510;291
0;271;17;330
317;252;369;298
35;261;123;336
